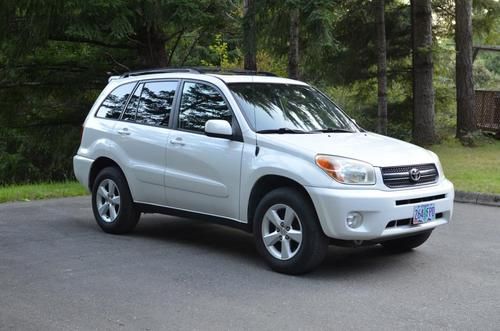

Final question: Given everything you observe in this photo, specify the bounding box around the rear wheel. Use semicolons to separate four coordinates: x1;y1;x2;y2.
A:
253;187;328;274
380;230;432;251
92;167;140;234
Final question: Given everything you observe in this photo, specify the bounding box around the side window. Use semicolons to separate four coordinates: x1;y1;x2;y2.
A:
95;83;135;119
135;81;177;127
121;83;143;122
178;82;231;133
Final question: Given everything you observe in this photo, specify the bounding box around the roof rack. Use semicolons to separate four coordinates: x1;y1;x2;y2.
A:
196;67;278;77
118;67;278;78
120;68;199;78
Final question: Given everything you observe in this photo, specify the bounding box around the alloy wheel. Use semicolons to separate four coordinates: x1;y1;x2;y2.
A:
261;203;303;260
96;179;121;223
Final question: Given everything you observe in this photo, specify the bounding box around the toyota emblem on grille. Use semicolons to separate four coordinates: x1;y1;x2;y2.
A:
409;168;421;182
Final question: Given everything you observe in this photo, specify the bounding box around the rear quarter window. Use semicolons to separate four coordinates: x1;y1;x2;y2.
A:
95;83;136;119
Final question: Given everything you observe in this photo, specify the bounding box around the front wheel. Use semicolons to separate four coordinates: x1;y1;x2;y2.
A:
380;230;432;251
253;187;329;275
91;167;140;234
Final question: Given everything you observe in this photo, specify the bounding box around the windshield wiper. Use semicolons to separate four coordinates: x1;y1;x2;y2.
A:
256;128;307;134
309;128;354;133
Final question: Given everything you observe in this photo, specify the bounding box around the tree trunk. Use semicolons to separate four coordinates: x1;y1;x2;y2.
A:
243;0;257;71
411;0;436;145
455;0;476;139
376;0;388;135
137;27;168;67
288;8;300;80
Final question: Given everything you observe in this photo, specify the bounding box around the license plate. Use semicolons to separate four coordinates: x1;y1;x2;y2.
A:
412;203;435;225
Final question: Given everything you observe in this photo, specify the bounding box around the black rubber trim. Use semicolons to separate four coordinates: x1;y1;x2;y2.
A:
395;194;446;206
135;203;252;233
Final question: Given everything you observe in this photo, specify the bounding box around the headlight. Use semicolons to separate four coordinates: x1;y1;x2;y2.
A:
315;155;376;185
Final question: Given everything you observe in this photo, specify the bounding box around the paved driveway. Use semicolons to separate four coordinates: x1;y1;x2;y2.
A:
0;197;499;330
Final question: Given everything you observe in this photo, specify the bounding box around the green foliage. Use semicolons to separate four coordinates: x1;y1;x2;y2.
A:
474;54;500;89
201;34;241;69
0;0;237;185
0;125;80;185
325;77;413;141
256;51;287;76
254;0;338;79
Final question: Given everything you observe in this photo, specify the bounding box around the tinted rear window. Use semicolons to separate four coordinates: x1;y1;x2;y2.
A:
135;81;177;127
95;83;135;119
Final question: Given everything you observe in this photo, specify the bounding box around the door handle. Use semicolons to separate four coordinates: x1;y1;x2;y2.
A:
169;137;185;146
117;128;130;136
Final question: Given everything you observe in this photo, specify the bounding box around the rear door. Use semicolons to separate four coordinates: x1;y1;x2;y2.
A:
115;80;178;205
165;80;244;220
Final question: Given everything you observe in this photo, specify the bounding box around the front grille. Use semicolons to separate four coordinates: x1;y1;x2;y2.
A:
381;163;438;188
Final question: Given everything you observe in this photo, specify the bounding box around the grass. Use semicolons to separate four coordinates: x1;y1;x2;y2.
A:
431;138;500;194
0;181;88;204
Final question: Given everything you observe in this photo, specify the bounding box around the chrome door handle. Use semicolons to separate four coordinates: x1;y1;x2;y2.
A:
169;138;185;146
117;128;130;136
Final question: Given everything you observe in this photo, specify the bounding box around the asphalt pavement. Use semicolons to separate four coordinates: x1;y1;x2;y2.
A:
0;197;499;330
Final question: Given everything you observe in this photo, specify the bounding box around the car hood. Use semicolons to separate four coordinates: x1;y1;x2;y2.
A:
260;132;435;167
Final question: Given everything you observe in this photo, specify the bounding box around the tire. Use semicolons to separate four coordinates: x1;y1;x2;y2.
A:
380;230;432;252
91;166;140;234
253;187;329;275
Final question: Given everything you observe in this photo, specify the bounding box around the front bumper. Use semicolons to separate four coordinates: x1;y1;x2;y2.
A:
306;179;454;240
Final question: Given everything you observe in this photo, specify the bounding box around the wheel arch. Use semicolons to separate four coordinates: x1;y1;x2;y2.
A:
247;175;316;231
88;157;127;192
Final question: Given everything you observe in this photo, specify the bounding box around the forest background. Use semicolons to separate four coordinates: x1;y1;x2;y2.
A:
0;0;498;186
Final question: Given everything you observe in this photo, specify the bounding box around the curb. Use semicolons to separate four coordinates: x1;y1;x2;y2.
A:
454;190;500;207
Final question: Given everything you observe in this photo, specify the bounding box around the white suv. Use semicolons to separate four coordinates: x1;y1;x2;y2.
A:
74;68;454;274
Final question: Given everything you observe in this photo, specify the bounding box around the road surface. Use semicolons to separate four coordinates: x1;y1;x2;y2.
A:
0;197;499;330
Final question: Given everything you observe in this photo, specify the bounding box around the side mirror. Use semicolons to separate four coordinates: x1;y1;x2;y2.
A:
205;119;233;139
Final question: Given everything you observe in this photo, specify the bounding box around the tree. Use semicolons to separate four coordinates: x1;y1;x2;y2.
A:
0;0;232;68
0;0;235;184
455;0;476;139
257;0;335;81
376;0;388;135
411;0;436;145
288;7;300;79
243;0;257;70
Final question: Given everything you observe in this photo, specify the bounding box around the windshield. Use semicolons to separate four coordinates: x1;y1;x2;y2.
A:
228;83;357;133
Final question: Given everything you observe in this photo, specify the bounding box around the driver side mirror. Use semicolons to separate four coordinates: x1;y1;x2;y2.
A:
205;119;233;139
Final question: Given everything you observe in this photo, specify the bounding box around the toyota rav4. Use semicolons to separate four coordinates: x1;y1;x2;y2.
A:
73;68;454;274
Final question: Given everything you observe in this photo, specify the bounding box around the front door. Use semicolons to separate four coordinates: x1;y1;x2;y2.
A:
165;81;244;220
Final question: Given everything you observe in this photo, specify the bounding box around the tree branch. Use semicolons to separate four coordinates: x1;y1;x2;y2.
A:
48;35;136;49
104;52;131;72
167;30;185;66
181;32;203;66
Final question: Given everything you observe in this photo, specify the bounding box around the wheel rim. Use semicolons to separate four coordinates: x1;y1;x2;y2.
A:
261;203;303;260
96;179;121;223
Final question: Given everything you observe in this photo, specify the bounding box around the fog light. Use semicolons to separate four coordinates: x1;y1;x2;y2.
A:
346;212;363;229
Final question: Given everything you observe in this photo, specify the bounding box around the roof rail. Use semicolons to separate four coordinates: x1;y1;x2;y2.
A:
120;68;200;78
195;67;278;77
118;67;278;78
108;75;121;82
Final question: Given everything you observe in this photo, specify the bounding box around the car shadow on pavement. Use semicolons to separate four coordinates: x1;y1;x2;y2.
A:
130;214;262;265
120;214;421;277
310;245;420;279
